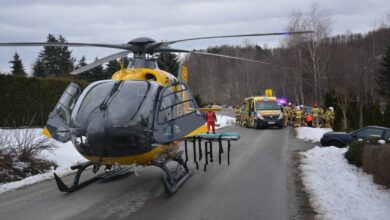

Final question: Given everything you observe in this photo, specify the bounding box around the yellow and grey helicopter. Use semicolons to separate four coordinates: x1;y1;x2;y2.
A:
0;31;312;194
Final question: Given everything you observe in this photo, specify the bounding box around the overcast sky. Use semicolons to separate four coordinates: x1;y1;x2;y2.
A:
0;0;389;73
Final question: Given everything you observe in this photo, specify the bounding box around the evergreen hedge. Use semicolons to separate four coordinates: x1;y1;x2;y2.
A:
344;140;365;167
0;75;88;127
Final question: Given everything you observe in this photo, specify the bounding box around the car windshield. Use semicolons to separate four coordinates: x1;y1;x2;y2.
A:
256;101;280;110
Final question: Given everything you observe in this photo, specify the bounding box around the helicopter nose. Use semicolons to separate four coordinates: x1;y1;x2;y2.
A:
84;112;152;157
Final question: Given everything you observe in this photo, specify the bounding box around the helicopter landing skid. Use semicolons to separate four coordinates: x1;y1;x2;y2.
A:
53;161;133;193
153;153;193;195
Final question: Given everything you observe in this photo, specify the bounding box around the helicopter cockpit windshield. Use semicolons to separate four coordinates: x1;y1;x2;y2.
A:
72;80;161;132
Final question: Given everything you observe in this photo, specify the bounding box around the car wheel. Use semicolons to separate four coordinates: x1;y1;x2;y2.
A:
328;140;343;147
255;121;260;129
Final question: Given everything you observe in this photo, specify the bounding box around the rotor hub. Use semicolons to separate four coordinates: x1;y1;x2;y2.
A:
128;37;156;46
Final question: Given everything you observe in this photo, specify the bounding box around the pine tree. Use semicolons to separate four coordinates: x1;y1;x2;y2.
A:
363;101;383;126
89;59;105;81
324;90;337;108
76;56;88;69
9;52;26;76
77;56;105;82
377;45;390;98
76;56;91;81
383;101;390;127
104;60;120;78
32;59;46;77
37;34;75;77
157;53;179;76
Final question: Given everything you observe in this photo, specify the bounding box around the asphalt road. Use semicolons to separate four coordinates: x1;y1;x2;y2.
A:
0;110;315;220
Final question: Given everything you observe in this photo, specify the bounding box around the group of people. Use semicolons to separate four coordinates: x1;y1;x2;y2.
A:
282;103;335;128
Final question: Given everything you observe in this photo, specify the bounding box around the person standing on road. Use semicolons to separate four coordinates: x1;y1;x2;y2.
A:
312;104;320;127
235;106;241;125
294;106;302;127
282;104;291;127
288;103;294;126
324;107;335;128
319;105;325;127
205;110;217;134
305;113;313;127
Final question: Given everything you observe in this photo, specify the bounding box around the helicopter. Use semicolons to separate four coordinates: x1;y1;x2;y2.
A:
0;30;313;194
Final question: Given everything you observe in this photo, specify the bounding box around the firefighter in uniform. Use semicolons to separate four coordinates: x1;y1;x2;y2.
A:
288;103;294;126
282;104;291;127
294;106;303;127
235;106;241;125
324;107;335;128
319;105;325;127
312;104;320;127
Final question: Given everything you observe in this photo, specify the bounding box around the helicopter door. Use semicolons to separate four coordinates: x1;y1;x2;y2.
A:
44;83;81;143
154;82;205;143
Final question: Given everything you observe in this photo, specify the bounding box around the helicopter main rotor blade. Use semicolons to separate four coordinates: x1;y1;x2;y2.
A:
0;42;134;50
155;48;270;65
70;50;131;75
192;51;270;65
165;30;314;46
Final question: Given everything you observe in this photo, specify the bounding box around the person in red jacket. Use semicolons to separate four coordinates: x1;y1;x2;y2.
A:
205;110;217;134
306;113;313;127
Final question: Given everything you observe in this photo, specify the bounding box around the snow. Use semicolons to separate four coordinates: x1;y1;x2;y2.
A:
40;140;87;169
0;115;235;194
215;114;235;130
0;128;87;195
295;127;333;143
300;146;390;220
378;140;385;145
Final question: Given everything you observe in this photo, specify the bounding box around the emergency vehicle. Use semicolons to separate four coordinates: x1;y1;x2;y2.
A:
242;96;283;129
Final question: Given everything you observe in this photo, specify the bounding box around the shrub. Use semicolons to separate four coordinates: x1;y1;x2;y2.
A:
344;140;365;167
362;143;390;188
0;129;56;183
345;137;384;167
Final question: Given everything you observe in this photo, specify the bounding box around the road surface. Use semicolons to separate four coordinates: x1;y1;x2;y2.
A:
0;111;315;220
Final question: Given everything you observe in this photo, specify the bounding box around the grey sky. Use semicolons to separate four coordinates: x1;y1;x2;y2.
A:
0;0;389;73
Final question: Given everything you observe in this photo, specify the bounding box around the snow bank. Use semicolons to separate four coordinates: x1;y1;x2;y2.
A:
300;146;390;220
295;127;332;143
0;129;87;194
40;140;87;169
215;114;235;130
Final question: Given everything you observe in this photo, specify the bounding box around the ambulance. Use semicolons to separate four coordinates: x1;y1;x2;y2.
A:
243;95;283;129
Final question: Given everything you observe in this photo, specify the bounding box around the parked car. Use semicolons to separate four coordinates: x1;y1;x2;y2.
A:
320;125;390;147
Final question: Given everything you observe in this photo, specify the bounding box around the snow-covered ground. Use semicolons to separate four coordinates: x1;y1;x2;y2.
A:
215;114;235;130
297;127;390;220
295;127;333;143
0;114;235;194
0;128;87;195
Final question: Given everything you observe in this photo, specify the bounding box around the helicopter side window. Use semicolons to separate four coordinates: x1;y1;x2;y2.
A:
157;85;196;124
45;83;81;143
51;83;81;124
153;82;205;143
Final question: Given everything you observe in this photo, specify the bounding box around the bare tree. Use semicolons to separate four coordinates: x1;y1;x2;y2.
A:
285;4;332;104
